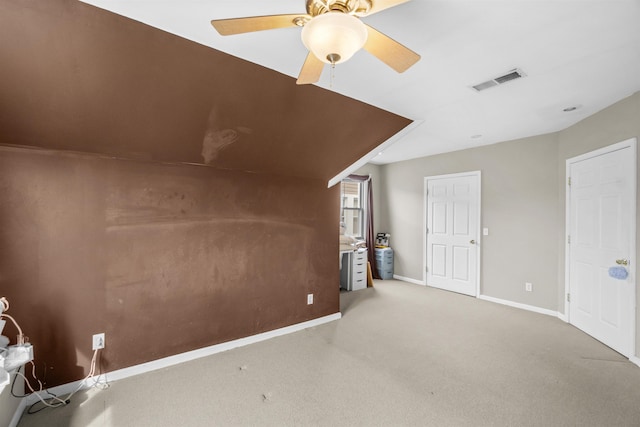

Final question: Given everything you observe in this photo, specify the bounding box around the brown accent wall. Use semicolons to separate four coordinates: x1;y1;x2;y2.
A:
0;146;339;386
0;0;411;387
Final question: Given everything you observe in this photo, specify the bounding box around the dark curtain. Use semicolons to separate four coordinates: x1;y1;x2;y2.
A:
348;174;380;279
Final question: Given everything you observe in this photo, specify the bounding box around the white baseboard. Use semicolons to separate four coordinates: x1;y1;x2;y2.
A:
392;279;562;320
392;275;424;286
20;312;341;408
629;355;640;368
478;295;559;318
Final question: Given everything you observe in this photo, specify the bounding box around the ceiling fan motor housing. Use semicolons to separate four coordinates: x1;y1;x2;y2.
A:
306;0;373;17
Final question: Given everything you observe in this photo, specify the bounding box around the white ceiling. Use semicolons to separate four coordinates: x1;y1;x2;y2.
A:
79;0;640;165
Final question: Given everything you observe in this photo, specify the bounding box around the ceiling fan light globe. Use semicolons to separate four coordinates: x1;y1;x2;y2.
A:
301;12;368;64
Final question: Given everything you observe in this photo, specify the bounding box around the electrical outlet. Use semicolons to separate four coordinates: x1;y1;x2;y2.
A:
307;294;314;305
92;333;105;350
525;282;533;292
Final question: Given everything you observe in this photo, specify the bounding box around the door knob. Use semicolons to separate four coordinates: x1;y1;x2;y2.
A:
470;240;476;245
616;259;629;266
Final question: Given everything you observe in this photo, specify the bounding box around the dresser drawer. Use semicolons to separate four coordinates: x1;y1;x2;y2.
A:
375;260;393;269
353;269;367;282
375;254;393;263
353;250;367;262
353;260;367;274
379;270;394;280
352;271;367;291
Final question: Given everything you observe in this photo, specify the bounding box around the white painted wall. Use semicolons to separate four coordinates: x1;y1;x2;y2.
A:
374;91;640;355
379;134;559;310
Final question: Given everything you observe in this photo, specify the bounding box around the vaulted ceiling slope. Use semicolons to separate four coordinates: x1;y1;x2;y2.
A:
78;0;640;164
0;0;411;182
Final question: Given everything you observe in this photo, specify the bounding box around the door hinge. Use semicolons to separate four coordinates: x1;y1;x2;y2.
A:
567;235;571;244
426;227;429;234
567;293;571;302
568;176;572;186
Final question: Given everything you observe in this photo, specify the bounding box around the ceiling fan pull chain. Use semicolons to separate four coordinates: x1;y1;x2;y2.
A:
330;63;335;88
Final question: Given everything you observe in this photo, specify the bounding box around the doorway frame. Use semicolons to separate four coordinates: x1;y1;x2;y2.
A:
564;137;637;357
423;171;482;297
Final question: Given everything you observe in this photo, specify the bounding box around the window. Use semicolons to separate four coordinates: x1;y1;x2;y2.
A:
340;179;366;239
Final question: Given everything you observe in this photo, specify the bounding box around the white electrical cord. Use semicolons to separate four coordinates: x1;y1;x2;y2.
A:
63;348;101;400
16;368;67;408
2;296;109;411
18;348;103;409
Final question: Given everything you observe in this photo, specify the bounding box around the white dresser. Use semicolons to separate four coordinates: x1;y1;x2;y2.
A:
340;249;368;291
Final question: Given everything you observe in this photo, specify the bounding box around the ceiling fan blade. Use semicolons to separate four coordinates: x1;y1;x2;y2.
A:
296;52;324;85
363;24;420;73
211;14;307;36
367;0;411;16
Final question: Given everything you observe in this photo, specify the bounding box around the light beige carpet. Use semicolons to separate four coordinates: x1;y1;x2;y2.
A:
16;280;640;426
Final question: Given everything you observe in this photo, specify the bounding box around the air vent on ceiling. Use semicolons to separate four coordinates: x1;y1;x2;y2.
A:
471;68;526;92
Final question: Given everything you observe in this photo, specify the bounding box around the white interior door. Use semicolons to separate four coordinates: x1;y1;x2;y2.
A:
567;139;636;356
425;172;480;297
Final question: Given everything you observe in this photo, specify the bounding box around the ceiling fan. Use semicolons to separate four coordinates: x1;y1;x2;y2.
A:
210;0;421;85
